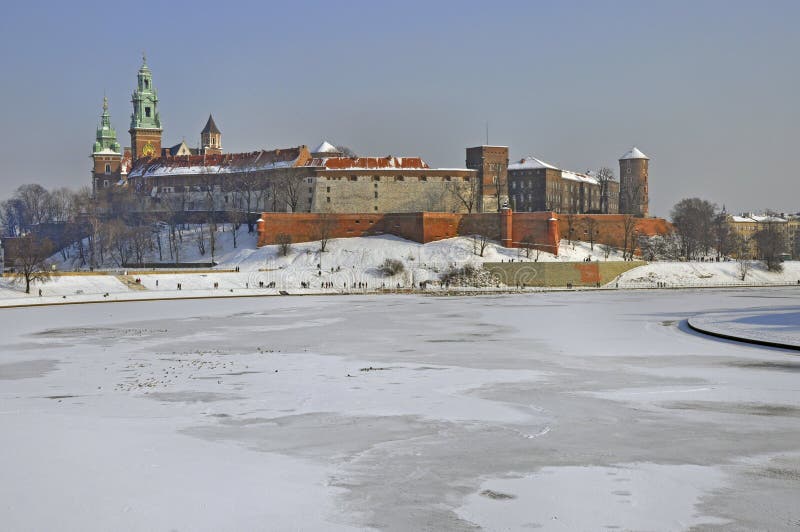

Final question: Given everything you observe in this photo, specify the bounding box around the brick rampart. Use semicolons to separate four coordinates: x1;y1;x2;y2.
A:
257;211;560;254
558;215;671;249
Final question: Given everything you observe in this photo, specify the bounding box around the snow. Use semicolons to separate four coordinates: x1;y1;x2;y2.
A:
508;156;558;171
2;289;800;529
620;146;649;160
92;148;121;156
312;140;339;153
456;463;728;530
616;260;800;287
5;224;799;305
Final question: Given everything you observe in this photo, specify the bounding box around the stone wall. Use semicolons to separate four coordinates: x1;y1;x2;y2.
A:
311;172;470;213
483;261;645;287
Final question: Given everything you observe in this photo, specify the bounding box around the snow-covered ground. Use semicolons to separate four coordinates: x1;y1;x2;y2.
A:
53;224;626;273
1;290;799;530
2;230;798;306
617;260;800;287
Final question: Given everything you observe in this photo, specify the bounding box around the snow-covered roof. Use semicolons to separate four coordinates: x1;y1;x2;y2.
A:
731;214;787;223
508;156;558;171
306;156;430;170
129;147;305;178
92;148;121;156
561;170;599;185
312;140;339;154
620;147;649;160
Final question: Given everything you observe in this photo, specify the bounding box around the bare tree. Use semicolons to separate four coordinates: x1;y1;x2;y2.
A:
106;219;133;267
448;177;479;213
12;235;53;294
274;174;304;212
752;216;787;272
564;214;577;245
712;210;734;259
621;214;638;260
314;211;336;252
620;180;644;217
472;233;490;257
594;167;614;214
129;225;153;265
670;198;716;260
275;233;292;256
336;145;357;158
581;216;599;250
490;163;508;213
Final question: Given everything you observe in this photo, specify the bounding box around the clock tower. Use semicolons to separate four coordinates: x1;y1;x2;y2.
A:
129;54;162;161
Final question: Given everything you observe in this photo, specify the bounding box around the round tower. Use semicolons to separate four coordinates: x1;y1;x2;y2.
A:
618;146;649;217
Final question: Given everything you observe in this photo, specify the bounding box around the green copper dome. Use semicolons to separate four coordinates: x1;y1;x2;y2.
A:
92;96;121;155
130;54;162;131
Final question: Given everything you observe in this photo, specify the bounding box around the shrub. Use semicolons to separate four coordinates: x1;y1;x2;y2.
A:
378;258;405;276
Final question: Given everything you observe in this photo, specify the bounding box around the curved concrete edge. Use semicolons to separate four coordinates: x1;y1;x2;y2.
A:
686;317;800;352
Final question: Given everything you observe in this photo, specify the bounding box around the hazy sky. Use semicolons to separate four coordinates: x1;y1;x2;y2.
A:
1;0;798;217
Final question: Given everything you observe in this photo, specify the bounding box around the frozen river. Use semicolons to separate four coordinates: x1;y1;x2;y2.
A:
1;289;799;531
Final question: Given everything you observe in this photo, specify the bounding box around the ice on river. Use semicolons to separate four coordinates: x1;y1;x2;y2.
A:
1;288;799;530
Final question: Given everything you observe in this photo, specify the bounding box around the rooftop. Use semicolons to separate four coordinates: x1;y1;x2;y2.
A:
620;147;649;160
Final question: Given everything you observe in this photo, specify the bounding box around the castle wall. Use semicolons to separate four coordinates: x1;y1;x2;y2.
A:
557;214;671;249
256;210;560;255
311;171;473;213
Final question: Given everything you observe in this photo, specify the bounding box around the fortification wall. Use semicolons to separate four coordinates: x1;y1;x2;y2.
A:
256;210;560;254
558;215;671;249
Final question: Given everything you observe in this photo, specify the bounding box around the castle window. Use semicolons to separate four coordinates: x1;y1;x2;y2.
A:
349;175;357;181
326;186;330;193
374;206;378;211
326;197;330;203
374;191;378;199
396;175;404;182
419;175;427;181
105;164;111;174
372;175;380;182
145;107;151;118
144;79;149;89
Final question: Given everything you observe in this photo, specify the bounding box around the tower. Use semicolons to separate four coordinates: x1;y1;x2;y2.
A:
129;54;162;161
465;146;509;212
618;146;649;217
201;114;222;155
91;96;123;193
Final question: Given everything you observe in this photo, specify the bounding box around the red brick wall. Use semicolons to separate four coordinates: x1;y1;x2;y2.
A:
558;214;671;249
257;210;561;255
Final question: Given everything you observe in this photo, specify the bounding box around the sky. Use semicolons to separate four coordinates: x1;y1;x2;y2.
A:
0;0;798;218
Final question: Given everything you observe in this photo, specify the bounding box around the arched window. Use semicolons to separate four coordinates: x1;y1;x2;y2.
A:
105;163;111;174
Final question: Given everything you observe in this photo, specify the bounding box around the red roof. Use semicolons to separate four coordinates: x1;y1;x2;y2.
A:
308;156;429;170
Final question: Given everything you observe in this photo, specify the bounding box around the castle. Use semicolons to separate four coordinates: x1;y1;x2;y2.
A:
91;56;650;218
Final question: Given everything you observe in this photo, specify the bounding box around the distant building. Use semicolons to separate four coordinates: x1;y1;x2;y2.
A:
728;212;799;258
507;156;620;214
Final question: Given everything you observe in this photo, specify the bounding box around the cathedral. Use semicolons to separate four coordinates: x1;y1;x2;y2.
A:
91;55;223;193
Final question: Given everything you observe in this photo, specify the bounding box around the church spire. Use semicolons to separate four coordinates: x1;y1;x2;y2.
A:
93;96;121;154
